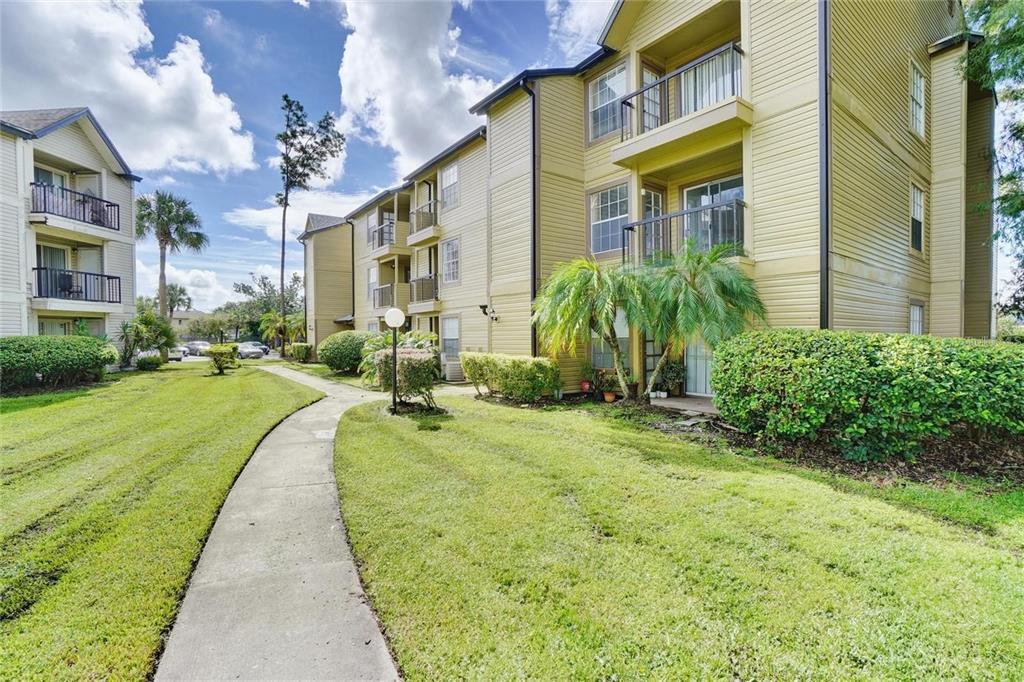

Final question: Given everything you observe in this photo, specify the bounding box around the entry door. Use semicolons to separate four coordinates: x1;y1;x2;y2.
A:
644;337;664;389
685;341;714;396
641;187;666;257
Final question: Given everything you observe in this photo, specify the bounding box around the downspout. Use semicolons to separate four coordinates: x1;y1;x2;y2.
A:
818;0;832;329
520;78;539;356
344;219;356;325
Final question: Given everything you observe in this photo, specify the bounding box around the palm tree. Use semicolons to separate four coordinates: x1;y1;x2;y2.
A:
532;259;644;398
135;191;208;321
259;310;286;352
285;312;305;345
638;240;765;400
166;283;192;321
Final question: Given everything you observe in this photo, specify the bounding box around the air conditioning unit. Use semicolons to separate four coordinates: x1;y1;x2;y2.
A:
444;361;464;382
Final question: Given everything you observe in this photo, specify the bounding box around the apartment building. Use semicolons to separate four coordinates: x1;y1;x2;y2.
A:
306;0;995;395
1;108;138;340
299;213;354;350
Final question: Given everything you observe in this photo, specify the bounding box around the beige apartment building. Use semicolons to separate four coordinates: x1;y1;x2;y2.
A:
1;108;138;340
304;0;995;394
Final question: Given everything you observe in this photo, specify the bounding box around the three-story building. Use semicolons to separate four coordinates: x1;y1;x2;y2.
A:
1;108;138;340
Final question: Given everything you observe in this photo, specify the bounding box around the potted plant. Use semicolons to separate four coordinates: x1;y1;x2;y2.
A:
660;361;687;397
580;360;595;394
627;372;640;400
597;369;617;403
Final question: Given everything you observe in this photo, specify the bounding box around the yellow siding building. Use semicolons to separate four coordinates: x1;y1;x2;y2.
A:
304;0;995;394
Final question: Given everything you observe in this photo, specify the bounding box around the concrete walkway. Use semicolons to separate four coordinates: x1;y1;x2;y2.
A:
156;366;399;681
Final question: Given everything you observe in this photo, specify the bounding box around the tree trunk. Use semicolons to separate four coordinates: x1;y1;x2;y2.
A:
606;332;633;399
279;188;289;359
158;243;168;362
642;347;672;401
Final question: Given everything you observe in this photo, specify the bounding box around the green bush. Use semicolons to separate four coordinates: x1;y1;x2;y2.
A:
1002;333;1024;344
359;331;438;386
0;335;113;391
318;331;377;373
713;329;1024;460
290;343;313;363
375;348;439;407
208;343;239;375
460;352;561;402
135;355;163;371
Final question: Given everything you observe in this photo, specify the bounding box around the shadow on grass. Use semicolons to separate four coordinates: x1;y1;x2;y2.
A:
396;403;454;431
0;376;126;415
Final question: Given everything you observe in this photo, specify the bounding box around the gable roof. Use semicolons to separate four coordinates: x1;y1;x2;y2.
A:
298;213;348;242
402;126;486;181
467;47;615;115
596;0;644;50
0;107;141;181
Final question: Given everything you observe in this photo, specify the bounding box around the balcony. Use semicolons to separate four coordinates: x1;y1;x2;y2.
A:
621;199;746;265
408;200;441;246
31;183;120;230
368;220;412;260
32;267;122;313
372;282;410;313
611;44;751;173
408;274;441;314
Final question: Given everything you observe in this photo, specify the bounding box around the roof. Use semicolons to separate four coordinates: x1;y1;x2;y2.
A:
467;47;615;115
344;182;412;221
298;213;348;242
0;107;141;181
597;0;627;46
928;31;984;56
402;126;486;181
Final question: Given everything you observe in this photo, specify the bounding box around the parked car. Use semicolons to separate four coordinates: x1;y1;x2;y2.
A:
186;341;211;356
139;348;183;362
172;344;190;358
237;342;266;359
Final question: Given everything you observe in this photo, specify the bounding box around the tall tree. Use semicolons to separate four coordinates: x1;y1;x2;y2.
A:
638;241;765;400
166;283;192;321
961;0;1024;311
274;95;344;354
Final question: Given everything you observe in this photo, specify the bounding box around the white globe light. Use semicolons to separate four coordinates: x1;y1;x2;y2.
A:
384;307;405;329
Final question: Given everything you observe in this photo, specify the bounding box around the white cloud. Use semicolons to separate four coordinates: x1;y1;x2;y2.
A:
545;0;614;64
223;189;379;241
336;1;496;177
0;1;256;175
293;0;310;7
153;175;179;186
136;259;237;311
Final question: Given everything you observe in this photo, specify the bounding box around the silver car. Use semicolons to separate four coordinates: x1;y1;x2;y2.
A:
237;342;265;359
186;341;211;356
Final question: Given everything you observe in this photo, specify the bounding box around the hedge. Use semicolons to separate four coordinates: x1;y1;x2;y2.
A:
318;331;377;372
375;348;439;407
713;328;1024;461
135;355;163;371
208;343;239;375
0;335;117;391
290;342;313;363
461;352;561;403
1001;333;1024;344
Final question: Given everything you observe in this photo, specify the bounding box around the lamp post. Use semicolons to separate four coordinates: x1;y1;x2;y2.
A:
384;307;405;414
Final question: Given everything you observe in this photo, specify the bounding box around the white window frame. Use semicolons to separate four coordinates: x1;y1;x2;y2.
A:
910;63;925;138
440;315;460;359
588;62;626;142
909;302;925;335
441;237;460;284
367;320;379;333
33;163;68;187
589;183;629;254
440;161;459;210
910;183;925;253
367;265;377;301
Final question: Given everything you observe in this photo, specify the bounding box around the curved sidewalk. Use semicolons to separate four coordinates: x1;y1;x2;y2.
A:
156;365;399;681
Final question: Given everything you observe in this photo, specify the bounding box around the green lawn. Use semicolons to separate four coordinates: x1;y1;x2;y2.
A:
253;360;370;389
336;397;1024;679
0;365;322;679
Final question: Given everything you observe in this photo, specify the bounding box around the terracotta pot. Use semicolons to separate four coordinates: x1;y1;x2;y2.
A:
603;391;616;403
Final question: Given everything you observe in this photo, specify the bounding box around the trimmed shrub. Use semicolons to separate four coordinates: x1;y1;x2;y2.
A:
318;331;377;373
290;342;313;363
135;355;163;371
208;343;239;375
1002;333;1024;344
359;331;438;386
375;348;439;407
0;335;113;391
713;328;1024;461
460;351;561;402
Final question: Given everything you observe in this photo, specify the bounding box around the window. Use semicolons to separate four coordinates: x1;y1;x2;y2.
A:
911;184;924;252
589;63;626;140
909;303;924;334
590;184;629;254
641;188;666;256
641;66;663;132
367;210;378;245
910;64;925;137
367;320;379;333
440;316;460;358
440;162;459;209
33;166;65;187
591;310;630;370
38;318;71;336
367;266;377;301
441;238;459;283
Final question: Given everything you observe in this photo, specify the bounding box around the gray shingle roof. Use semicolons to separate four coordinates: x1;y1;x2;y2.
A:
307;213;346;231
0;107;88;135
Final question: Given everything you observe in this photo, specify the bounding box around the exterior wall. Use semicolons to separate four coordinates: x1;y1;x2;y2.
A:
963;89;995;338
0;133;28;335
306;224;354;350
829;0;960;333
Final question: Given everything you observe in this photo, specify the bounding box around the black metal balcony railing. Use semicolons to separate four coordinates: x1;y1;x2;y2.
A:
373;283;394;309
410;274;438;303
34;267;122;303
31;183;120;230
622;199;745;264
368;221;395;249
620;43;743;142
412;201;437;233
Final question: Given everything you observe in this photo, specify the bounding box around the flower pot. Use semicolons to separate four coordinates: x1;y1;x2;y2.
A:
580;379;593;393
603;391;616;403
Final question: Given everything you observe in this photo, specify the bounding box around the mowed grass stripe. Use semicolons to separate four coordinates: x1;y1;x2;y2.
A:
336;398;1024;679
0;366;321;679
